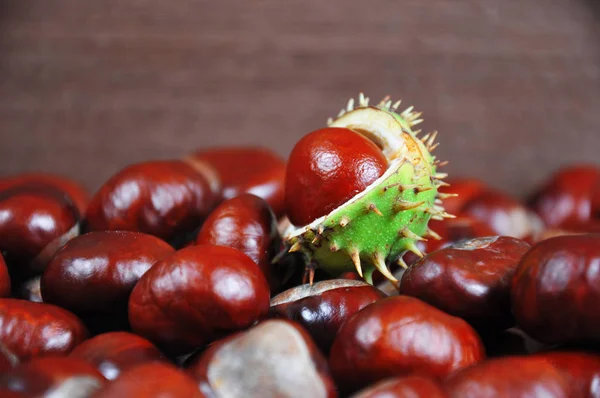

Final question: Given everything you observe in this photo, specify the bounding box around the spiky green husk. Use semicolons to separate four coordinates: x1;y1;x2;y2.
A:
284;94;450;284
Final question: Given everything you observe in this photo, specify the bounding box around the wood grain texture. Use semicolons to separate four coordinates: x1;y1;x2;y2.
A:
0;0;599;197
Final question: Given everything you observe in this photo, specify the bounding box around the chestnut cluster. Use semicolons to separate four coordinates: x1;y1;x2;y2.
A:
0;139;600;398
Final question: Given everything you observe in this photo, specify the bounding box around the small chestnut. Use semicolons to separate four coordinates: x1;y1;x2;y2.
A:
128;244;270;354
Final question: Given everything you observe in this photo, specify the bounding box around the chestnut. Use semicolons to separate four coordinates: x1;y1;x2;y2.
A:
0;343;18;373
94;362;205;398
0;357;106;397
85;160;219;241
187;319;337;398
351;375;447;398
329;295;485;394
511;234;600;345
69;332;165;380
0;298;87;361
196;193;281;292
284;127;388;226
0;253;10;298
401;236;530;332
128;244;270;354
528;165;600;228
536;351;600;397
41;231;174;318
461;189;544;240
189;146;286;218
0;184;80;275
270;279;385;354
438;177;487;216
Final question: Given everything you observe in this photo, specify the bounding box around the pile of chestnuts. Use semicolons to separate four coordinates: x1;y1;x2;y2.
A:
1;96;600;398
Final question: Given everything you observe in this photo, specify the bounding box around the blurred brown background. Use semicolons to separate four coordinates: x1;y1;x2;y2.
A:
0;0;599;197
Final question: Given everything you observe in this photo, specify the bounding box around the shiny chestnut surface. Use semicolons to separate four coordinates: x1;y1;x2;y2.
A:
536;351;600;397
351;375;447;398
41;231;174;315
285;127;388;226
401;236;530;331
129;244;270;354
329;295;485;393
270;279;385;353
86;160;217;241
438;178;487;216
0;253;10;298
0;343;18;373
188;320;337;398
196;194;280;292
70;332;165;380
0;356;106;397
190;147;286;217
529;165;600;227
512;234;600;345
0;299;87;361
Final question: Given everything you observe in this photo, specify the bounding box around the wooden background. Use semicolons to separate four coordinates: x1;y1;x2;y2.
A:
1;0;599;197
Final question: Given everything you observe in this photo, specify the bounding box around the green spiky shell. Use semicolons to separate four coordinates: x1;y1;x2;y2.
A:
284;94;450;284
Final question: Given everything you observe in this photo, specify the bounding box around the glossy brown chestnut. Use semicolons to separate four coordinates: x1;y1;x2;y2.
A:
69;332;165;380
0;253;10;298
270;279;385;354
351;375;447;398
444;356;573;398
0;299;87;361
0;184;80;275
129;244;270;354
462;189;543;240
529;165;600;228
401;236;530;332
0;173;90;216
284;127;388;226
189;146;286;217
196;193;281;292
511;234;600;345
0;356;106;397
41;231;174;316
329;295;485;393
188;319;337;398
536;351;600;397
94;362;205;398
85;160;218;241
438;178;487;216
0;343;18;373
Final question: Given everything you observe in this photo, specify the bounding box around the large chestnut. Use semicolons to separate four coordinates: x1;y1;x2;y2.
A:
329;295;485;394
351;375;447;398
69;332;165;380
0;253;10;298
529;165;600;227
187;319;337;398
284;127;388;226
511;234;600;345
129;244;270;354
270;279;385;353
41;231;174;317
189;146;286;217
401;236;530;332
94;362;205;398
0;299;87;361
0;356;106;397
196;193;281;292
85;160;218;241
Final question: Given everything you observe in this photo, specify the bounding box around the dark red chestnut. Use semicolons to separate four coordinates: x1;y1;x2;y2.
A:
0;356;106;397
351;375;447;398
41;231;174;317
94;362;205;398
196;193;281;292
129;244;270;354
0;299;87;361
0;343;18;373
529;165;600;228
511;234;600;345
462;189;543;240
284;127;388;226
438;178;487;216
270;279;386;353
0;253;10;298
536;352;600;397
187;319;337;397
329;295;485;394
85;160;218;241
189;146;286;218
69;332;165;380
401;236;530;332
